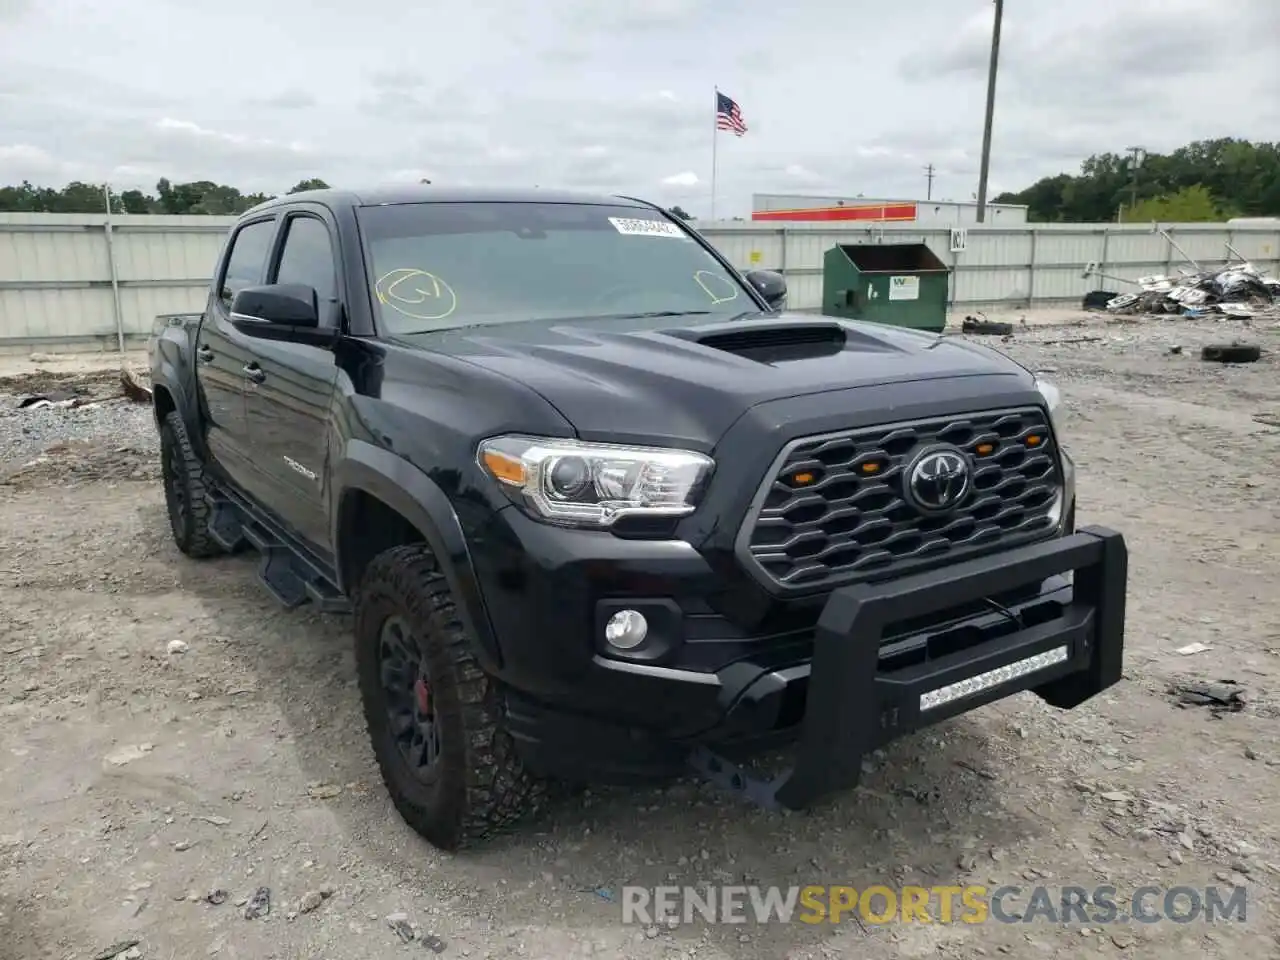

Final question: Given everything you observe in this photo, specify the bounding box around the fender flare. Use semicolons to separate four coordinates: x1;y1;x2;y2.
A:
331;440;503;672
151;363;212;460
152;361;191;420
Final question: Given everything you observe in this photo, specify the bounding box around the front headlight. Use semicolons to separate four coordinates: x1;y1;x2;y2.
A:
1034;376;1063;435
1034;375;1072;536
477;435;714;528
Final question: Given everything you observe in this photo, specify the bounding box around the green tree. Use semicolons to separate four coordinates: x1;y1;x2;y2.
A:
118;189;154;214
155;178;197;214
1122;184;1230;223
0;176;304;214
995;138;1280;222
994;173;1073;221
287;178;330;193
51;181;108;212
668;204;694;220
153;179;268;215
186;182;245;215
0;180;48;212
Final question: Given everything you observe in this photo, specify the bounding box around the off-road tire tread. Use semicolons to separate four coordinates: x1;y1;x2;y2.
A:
160;410;223;559
355;544;547;850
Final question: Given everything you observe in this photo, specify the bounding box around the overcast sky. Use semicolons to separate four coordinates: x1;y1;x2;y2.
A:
0;0;1276;218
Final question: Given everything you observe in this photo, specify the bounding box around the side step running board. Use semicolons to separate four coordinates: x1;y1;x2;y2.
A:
206;490;351;614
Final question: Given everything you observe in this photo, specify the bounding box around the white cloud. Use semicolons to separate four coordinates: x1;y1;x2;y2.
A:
385;168;438;183
0;0;1274;216
486;145;529;164
0;143;49;165
783;164;823;183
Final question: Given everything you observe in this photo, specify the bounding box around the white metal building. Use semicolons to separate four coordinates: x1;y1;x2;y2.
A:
752;193;1029;226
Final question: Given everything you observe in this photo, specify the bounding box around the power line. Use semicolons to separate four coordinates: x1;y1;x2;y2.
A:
924;164;936;201
1123;145;1146;219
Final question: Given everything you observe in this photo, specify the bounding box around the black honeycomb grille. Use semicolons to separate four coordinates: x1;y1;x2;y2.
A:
741;407;1062;590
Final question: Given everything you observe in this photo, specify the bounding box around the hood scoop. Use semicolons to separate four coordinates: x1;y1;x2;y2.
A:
671;321;848;364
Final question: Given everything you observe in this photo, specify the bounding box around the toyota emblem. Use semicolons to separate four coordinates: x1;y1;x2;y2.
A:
905;447;972;513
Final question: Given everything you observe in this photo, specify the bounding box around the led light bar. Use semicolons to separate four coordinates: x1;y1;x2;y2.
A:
919;645;1070;712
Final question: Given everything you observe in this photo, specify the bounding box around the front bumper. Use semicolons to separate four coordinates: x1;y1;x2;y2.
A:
689;524;1127;809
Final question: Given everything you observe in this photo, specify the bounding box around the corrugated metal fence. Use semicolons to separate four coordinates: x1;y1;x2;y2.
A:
2;212;1278;351
0;212;233;352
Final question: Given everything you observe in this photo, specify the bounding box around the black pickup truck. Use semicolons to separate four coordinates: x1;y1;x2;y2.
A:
148;186;1128;850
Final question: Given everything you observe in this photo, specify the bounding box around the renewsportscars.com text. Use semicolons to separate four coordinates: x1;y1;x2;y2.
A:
621;884;1248;925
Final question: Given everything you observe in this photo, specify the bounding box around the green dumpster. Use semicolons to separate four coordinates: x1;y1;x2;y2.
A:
821;242;950;332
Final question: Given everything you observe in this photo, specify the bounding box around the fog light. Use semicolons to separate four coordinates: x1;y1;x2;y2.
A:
604;609;648;650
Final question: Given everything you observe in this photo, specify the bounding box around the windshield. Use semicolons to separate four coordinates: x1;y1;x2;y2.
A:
356;201;756;334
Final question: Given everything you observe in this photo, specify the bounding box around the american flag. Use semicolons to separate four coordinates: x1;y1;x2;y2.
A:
716;91;747;137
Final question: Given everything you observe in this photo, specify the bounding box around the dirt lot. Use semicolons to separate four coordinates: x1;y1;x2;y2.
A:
0;312;1278;959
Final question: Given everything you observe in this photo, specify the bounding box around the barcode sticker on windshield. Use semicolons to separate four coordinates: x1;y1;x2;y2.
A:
608;217;686;238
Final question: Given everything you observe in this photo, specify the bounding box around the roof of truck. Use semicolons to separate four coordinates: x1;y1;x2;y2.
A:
249;185;654;212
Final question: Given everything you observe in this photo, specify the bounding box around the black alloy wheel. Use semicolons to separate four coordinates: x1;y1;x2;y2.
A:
378;614;443;777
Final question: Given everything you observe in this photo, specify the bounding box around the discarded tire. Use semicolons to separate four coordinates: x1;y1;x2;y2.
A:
1200;343;1261;364
961;318;1014;336
1082;290;1119;310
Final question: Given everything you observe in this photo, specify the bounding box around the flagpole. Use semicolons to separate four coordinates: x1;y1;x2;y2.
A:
710;85;719;222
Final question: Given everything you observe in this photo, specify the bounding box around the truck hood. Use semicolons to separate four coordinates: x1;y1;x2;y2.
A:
400;312;1031;450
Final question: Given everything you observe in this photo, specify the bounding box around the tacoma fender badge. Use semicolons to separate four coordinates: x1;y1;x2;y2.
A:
283;456;317;482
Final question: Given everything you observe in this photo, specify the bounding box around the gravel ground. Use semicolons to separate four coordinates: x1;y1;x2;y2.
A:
0;312;1278;960
0;366;158;487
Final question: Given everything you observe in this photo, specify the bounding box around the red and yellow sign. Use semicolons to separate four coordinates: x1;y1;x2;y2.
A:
751;202;917;223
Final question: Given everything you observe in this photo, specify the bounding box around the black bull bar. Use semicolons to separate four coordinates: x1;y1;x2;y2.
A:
689;525;1128;810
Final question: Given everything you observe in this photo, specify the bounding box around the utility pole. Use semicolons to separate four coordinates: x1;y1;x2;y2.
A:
975;0;1004;223
1123;145;1145;220
923;163;936;201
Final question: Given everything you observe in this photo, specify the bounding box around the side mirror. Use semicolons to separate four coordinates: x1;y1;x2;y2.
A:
230;284;335;345
745;269;787;311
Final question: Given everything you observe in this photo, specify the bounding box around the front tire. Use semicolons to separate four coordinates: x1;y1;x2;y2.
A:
158;410;223;559
354;544;547;850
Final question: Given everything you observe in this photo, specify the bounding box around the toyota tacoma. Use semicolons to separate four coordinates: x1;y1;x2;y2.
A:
147;186;1128;850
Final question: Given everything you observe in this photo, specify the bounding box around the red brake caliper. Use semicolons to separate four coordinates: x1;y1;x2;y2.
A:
414;675;431;715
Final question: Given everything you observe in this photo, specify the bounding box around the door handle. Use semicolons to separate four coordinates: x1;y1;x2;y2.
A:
197;345;214;363
243;363;266;384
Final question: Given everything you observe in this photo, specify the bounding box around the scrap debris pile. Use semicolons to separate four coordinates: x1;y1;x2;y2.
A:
1084;259;1280;319
14;369;152;410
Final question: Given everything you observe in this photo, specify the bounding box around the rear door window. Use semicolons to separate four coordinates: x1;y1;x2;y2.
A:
219;219;277;309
